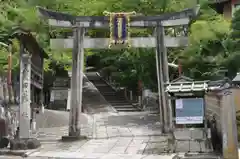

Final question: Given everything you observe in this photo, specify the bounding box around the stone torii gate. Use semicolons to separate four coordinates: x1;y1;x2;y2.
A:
37;6;200;138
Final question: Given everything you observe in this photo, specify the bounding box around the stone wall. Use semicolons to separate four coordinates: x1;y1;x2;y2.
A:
205;88;240;136
205;91;222;135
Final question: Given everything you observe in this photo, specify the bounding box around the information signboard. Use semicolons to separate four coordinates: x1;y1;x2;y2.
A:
175;98;204;124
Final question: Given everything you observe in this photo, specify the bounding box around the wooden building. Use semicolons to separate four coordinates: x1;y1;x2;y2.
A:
13;28;48;105
209;0;240;19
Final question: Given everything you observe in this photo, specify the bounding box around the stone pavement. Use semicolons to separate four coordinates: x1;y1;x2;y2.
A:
1;108;214;158
16;111;213;159
32;112;163;140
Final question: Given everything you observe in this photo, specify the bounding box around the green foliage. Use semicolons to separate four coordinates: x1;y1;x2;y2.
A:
178;2;234;80
99;48;157;91
0;0;239;91
231;9;240;40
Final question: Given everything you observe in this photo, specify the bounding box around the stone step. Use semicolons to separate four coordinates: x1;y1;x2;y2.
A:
114;107;141;112
98;88;116;91
92;84;107;86
110;103;132;106
100;92;116;95
106;99;128;102
108;100;130;103
88;75;139;112
101;96;120;99
102;95;124;98
97;87;114;90
104;98;124;101
99;92;116;95
89;81;104;84
103;95;124;97
113;105;135;109
107;99;129;102
100;95;117;97
95;86;110;89
97;86;114;89
112;102;130;105
102;94;124;97
113;105;137;109
93;82;108;84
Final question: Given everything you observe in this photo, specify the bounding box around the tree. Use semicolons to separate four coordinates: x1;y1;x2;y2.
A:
231;8;240;40
179;2;231;80
0;0;235;91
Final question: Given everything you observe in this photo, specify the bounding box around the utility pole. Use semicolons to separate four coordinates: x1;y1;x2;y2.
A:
19;44;31;138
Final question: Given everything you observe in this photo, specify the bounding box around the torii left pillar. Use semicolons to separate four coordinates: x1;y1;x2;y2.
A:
62;23;87;141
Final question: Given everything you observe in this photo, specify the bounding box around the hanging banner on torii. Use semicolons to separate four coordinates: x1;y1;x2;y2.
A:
103;11;136;48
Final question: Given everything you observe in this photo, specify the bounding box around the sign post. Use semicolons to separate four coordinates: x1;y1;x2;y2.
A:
175;98;204;124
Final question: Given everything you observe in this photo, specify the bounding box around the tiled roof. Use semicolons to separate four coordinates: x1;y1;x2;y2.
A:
165;81;208;93
171;75;193;83
12;27;48;59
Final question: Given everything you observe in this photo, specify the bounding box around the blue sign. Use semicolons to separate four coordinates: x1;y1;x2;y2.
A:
175;98;204;124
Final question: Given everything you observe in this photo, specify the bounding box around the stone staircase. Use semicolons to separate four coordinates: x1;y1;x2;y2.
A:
86;72;140;112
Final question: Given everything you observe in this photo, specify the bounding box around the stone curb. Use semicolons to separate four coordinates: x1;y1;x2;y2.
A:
88;133;166;139
172;152;221;159
0;147;41;157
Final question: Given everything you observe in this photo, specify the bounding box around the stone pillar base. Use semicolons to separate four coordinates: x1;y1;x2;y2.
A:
10;138;41;150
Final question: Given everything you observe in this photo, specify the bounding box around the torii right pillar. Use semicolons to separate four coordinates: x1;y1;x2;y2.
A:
155;22;171;133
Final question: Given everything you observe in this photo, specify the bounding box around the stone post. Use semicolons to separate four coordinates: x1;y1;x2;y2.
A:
66;71;72;111
19;50;31;138
130;91;133;101
221;89;239;159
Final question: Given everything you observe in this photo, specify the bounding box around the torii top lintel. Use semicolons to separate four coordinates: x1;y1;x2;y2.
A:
37;6;200;28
